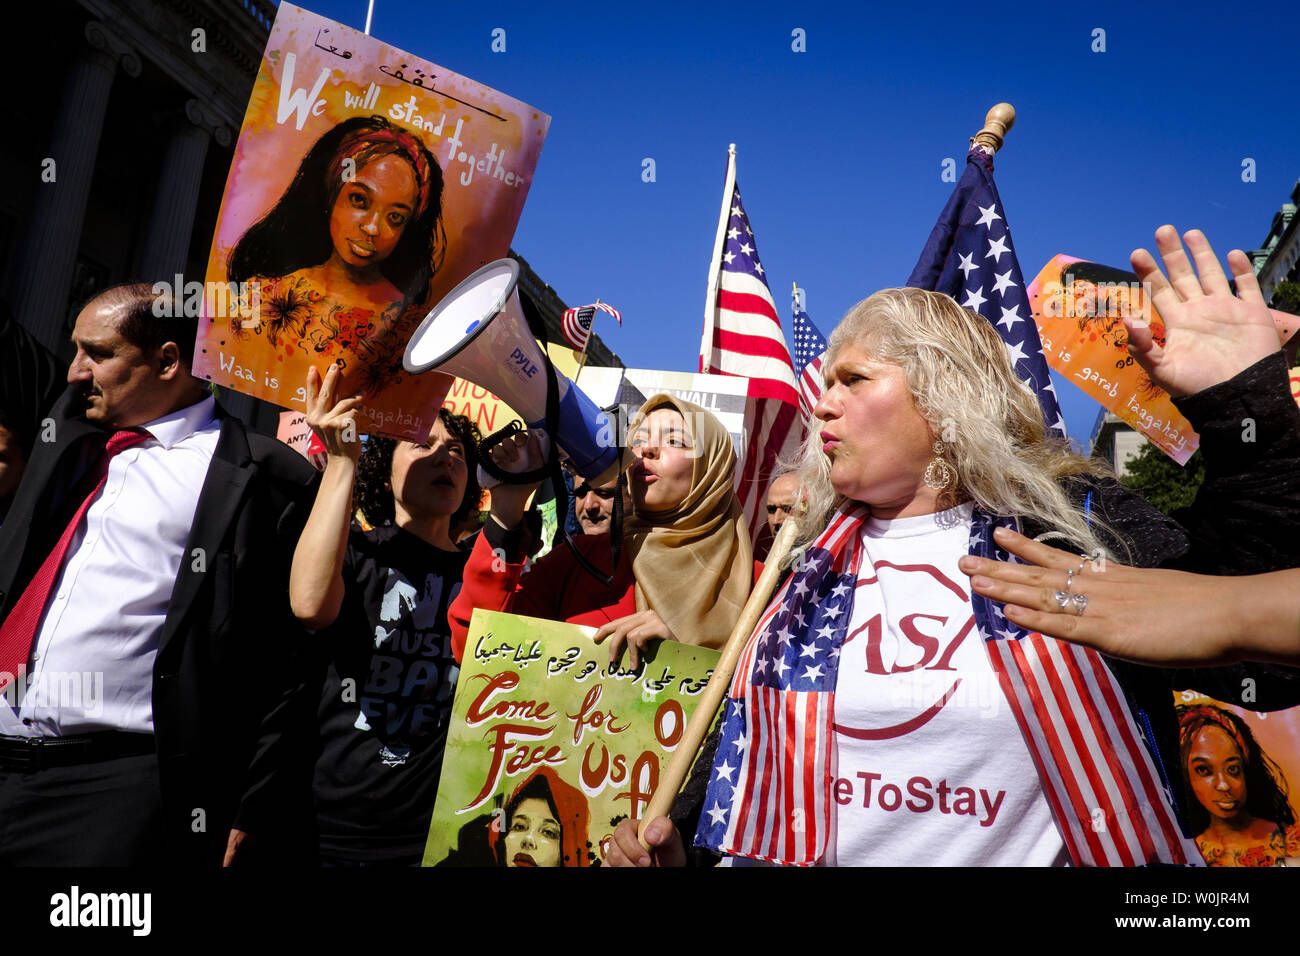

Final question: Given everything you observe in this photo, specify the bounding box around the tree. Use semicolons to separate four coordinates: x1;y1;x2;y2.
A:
1120;442;1204;516
1271;279;1300;316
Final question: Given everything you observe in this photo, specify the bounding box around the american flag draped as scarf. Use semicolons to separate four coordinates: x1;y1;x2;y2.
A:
695;502;1201;866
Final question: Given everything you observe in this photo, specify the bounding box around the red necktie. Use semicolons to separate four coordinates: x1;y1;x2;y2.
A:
0;429;151;691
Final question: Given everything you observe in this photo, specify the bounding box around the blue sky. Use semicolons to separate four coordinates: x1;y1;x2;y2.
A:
302;0;1300;446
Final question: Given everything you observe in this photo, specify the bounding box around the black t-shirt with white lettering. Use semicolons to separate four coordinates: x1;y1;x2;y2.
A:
313;524;468;864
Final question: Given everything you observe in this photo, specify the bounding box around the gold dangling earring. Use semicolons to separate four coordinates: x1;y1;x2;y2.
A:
923;439;954;491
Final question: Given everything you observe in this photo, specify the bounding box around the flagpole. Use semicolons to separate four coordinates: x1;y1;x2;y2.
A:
573;298;597;384
699;144;737;372
637;517;801;849
364;0;375;35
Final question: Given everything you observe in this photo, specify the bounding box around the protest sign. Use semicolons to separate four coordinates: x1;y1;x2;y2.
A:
565;360;624;411
275;409;326;469
440;377;519;437
620;368;749;459
424;610;718;867
1026;255;1197;464
193;4;549;441
1172;690;1300;866
440;347;622;439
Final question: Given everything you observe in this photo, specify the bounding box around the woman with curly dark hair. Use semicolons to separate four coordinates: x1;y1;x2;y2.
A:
1177;704;1300;866
290;364;481;865
228;114;446;394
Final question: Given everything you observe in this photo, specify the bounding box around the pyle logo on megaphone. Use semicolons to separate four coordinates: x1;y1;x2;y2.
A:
506;345;541;381
404;258;619;479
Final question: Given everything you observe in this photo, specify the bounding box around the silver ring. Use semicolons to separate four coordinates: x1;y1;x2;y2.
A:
1053;590;1072;610
1065;568;1077;593
1067;592;1088;616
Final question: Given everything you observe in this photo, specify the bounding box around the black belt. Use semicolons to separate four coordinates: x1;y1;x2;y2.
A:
0;731;156;772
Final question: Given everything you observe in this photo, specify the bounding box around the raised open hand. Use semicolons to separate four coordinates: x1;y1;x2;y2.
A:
305;364;365;462
1126;227;1280;398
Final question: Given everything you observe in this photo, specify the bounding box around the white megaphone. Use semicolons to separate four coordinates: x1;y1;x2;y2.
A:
403;258;620;480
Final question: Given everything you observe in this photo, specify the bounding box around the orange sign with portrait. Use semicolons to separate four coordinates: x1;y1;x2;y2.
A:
1173;691;1300;867
193;4;549;441
1027;255;1197;465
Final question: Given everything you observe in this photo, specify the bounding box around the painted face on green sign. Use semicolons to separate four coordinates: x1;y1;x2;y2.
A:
503;797;562;867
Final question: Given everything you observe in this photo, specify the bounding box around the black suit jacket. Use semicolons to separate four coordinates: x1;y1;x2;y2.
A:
0;387;320;866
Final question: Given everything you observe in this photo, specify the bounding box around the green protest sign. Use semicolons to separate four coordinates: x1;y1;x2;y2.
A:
424;610;718;867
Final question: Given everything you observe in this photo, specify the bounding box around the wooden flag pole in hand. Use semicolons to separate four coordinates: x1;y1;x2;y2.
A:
637;516;802;848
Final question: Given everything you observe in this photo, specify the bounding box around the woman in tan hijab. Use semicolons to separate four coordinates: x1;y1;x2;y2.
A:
448;394;758;666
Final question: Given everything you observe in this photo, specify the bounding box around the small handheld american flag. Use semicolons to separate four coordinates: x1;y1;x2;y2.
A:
561;301;622;352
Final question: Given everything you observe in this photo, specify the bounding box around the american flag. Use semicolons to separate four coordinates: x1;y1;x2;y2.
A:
966;512;1200;866
696;511;858;863
791;287;827;421
561;302;622;351
697;501;1201;866
907;144;1066;436
305;429;328;471
699;148;800;542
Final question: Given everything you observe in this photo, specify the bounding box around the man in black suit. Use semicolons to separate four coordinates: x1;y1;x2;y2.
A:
0;283;318;866
0;298;64;525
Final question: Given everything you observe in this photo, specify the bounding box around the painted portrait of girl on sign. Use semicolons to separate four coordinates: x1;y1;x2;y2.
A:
492;768;592;867
227;115;446;395
1177;701;1300;866
1027;254;1199;464
195;5;549;441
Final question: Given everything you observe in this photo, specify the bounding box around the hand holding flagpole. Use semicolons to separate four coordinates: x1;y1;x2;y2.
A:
635;517;801;850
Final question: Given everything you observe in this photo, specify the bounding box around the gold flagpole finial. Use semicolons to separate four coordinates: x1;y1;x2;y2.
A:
972;103;1016;154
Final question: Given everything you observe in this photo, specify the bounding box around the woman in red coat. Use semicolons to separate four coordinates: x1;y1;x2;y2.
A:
449;393;760;666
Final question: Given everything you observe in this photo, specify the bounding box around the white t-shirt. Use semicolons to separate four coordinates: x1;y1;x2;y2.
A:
828;503;1066;866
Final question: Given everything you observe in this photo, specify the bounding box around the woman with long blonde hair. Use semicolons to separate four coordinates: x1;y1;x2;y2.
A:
608;226;1300;867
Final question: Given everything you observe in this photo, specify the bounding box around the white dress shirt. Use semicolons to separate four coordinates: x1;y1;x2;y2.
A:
0;395;220;736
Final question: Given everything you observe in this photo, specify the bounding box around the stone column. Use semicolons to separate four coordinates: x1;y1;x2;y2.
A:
10;21;140;353
137;99;232;282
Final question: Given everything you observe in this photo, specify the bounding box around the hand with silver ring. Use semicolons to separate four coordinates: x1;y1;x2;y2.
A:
1053;590;1088;615
959;527;1300;667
